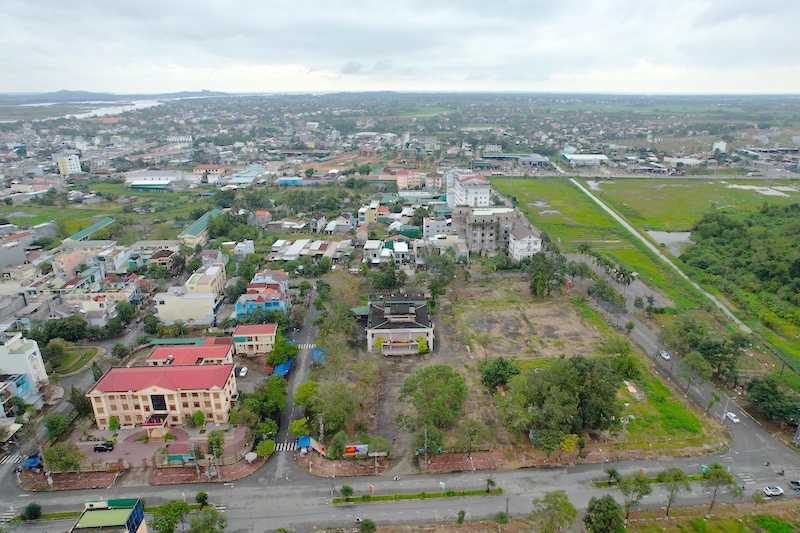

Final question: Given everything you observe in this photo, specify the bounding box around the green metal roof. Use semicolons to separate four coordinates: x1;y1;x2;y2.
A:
76;508;131;528
68;217;115;241
180;209;222;237
351;306;370;316
149;338;205;345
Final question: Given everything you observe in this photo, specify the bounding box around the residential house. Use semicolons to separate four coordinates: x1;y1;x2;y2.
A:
80;296;118;328
250;210;272;227
233;324;278;356
199;249;229;268
363;240;383;266
310;214;327;234
233;240;255;261
0;331;48;408
508;225;543;262
87;364;237;434
178;209;222;248
155;263;226;325
366;296;434;355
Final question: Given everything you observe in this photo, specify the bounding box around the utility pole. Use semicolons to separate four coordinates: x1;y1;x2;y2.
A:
720;396;731;422
424;427;428;473
505;497;509;517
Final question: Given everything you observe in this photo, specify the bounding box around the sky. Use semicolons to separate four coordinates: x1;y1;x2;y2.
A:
2;0;799;95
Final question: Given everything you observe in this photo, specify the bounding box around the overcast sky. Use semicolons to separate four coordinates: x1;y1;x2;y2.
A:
2;0;799;95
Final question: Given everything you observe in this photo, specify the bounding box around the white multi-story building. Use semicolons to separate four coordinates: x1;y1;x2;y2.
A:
54;154;82;176
452;175;492;207
508;225;543;262
0;330;48;405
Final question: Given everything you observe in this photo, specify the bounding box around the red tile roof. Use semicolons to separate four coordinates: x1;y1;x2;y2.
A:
91;364;234;393
204;337;233;345
234;324;277;336
147;345;232;364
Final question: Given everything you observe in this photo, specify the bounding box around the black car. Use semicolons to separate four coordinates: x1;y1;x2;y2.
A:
789;480;800;491
94;442;114;452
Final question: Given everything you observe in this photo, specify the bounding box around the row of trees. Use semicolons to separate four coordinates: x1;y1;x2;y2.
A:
662;315;746;384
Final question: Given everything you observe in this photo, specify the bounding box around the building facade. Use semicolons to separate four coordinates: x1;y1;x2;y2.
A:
452;175;491;207
233;324;277;356
366;297;434;355
87;364;237;431
508;225;543;262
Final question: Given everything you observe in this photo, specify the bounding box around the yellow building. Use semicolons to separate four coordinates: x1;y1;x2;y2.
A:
87;365;237;436
233;324;277;356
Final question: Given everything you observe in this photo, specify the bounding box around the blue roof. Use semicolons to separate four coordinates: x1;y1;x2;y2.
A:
273;358;293;377
311;347;327;365
68;217;114;241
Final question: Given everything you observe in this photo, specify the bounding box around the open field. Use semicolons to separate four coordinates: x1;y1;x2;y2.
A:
491;177;702;310
452;277;715;448
588;178;800;231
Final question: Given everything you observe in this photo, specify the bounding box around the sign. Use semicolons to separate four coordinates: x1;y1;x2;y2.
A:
344;444;369;457
309;437;326;457
439;482;446;491
369;484;374;494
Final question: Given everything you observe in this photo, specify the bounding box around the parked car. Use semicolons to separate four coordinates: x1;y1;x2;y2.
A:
659;350;671;361
788;480;800;491
763;486;784;497
94;443;114;453
104;437;117;445
239;366;249;378
726;412;740;423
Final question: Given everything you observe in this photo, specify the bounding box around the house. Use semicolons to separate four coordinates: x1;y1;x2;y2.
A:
422;217;453;239
310;214;327;234
146;344;234;366
178;209;222;248
508;225;543;262
234;289;287;318
148;249;177;271
233;324;278;356
155;263;226;325
250;210;273;227
366;296;434;355
358;201;379;225
356;225;369;243
0;331;48;409
87;364;237;434
363;240;382;265
70;498;147;533
233;240;255;261
199;249;229;268
80;296;118;328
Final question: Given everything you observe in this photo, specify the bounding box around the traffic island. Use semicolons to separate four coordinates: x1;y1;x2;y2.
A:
332;488;504;505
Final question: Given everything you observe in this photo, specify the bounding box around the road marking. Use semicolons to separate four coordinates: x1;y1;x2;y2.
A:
298;343;316;349
0;454;22;465
275;441;297;452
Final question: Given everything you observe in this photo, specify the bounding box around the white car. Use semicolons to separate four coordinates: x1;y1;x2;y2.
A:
726;412;740;423
659;350;671;361
763;486;784;497
239;366;249;378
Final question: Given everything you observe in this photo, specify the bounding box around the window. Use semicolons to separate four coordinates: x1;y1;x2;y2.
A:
150;394;167;411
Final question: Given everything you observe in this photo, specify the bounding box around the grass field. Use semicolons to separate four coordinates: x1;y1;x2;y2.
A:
588;178;800;231
491;177;703;309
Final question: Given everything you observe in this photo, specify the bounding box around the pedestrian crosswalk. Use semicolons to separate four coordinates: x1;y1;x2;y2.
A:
0;454;22;465
275;441;297;452
737;472;757;485
297;343;316;350
1;508;15;523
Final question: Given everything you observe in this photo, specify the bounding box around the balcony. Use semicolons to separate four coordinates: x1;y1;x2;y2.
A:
381;341;419;356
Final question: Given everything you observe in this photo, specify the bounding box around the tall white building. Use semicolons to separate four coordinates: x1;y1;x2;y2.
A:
0;330;49;409
54;154;82;176
508;225;543;262
452;174;492;207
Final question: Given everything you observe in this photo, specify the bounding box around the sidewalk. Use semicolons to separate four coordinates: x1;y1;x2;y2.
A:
150;457;266;485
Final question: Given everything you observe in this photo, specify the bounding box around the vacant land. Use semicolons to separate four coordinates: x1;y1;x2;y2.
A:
589;178;800;231
452;277;714;450
491;177;702;310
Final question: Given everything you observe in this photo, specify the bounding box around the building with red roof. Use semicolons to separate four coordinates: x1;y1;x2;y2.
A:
146;344;234;366
87;364;237;435
233;324;278;356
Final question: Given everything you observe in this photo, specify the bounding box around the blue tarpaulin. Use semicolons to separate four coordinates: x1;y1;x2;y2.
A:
273;358;293;377
311;347;327;365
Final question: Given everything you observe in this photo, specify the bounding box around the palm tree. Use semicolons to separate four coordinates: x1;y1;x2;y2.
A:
578;243;592;255
604;467;620;485
485;476;496;492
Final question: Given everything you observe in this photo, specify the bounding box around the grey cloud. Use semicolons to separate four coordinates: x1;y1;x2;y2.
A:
341;62;364;74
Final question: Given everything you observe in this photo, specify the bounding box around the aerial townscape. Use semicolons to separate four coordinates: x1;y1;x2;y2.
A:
1;3;800;533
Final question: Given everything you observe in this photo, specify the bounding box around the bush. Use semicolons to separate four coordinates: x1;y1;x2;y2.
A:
22;502;42;520
195;491;208;507
494;512;508;524
457;510;465;524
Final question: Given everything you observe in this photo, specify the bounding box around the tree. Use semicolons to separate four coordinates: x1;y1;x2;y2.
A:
472;331;493;359
703;462;741;514
397;365;467;432
679;351;712;393
457;420;491;456
528;491;577;533
143;314;160;334
294;380;317;410
256;419;279;439
479;357;521;389
42;339;68;369
328;431;347;459
624;321;634;334
604;467;620;485
151;500;190;533
91;361;105;382
189;506;227;533
268;332;298;365
195;491;209;507
619;472;652;519
359;519;376;533
659;467;691;516
584;495;624;533
485;475;496;492
109;415;120;431
43;442;84;471
257;439;276;457
558;434;579;460
116;301;135;324
43;413;70;440
311;381;357;436
70;385;93;417
288;417;308;437
189;411;205;428
112;343;129;358
705;393;721;415
340;485;354;501
22;502;41;520
207;430;225;458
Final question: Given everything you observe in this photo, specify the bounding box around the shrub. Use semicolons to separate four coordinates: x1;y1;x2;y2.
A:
22;502;42;520
494;512;508;524
195;491;208;507
457;510;465;524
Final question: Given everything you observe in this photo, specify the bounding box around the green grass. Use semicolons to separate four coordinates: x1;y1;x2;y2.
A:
629;514;798;533
55;347;97;375
332;488;503;504
588;178;800;231
571;297;612;334
491;177;703;310
628;372;702;437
